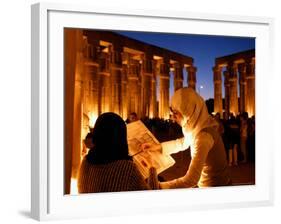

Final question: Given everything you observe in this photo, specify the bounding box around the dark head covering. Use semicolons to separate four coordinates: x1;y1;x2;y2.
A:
86;112;131;164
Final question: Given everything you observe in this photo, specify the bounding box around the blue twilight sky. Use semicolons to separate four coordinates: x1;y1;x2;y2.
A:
117;31;255;100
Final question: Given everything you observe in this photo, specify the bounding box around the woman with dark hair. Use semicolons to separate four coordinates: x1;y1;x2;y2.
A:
77;112;157;193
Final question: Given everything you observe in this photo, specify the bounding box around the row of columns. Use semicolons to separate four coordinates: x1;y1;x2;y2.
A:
83;37;197;121
213;58;255;118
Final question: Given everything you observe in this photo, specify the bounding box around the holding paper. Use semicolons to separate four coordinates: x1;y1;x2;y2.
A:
127;120;175;179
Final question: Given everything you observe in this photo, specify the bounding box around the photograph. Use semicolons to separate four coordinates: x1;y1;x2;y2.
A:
64;28;255;195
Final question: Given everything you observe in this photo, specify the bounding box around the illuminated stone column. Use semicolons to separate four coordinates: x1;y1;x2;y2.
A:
150;62;157;118
121;52;129;120
238;63;247;114
64;29;85;193
224;70;230;118
83;39;99;121
213;66;223;116
245;58;255;117
174;63;183;91
141;54;153;118
65;30;85;181
109;45;123;115
127;59;140;116
98;51;111;114
227;63;239;116
186;65;197;90
159;60;170;119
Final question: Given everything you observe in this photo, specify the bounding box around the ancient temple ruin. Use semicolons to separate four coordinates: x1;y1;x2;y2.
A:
213;49;255;118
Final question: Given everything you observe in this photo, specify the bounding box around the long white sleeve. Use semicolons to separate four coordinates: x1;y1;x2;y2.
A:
160;131;214;189
161;134;191;155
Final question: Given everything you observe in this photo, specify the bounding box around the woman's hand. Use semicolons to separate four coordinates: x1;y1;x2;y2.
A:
141;143;162;153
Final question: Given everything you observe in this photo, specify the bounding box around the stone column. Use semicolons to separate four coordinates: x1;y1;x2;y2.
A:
121;52;129;120
64;29;83;193
186;65;197;90
150;61;157;118
174;63;183;91
127;59;140;116
159;60;170;120
245;58;255;117
238;63;247;114
64;30;85;185
98;50;111;114
224;70;230;118
227;63;239;116
141;54;153;118
213;66;223;116
83;39;99;122
109;45;123;115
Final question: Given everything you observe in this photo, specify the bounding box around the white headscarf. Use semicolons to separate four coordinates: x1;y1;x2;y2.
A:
171;87;218;141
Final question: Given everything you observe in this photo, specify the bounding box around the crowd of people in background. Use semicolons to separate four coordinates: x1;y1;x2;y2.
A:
215;112;255;166
126;110;255;167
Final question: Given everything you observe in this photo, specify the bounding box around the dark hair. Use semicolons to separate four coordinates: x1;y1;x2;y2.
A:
86;112;131;164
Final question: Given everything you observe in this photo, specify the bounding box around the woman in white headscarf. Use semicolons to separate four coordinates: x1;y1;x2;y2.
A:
152;87;231;189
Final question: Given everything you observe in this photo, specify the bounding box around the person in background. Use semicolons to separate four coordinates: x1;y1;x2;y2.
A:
125;112;138;124
214;112;224;136
78;112;158;193
227;114;239;166
240;113;248;163
143;87;231;189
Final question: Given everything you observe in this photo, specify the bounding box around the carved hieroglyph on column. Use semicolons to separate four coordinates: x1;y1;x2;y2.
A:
238;63;247;113
246;58;255;117
213;66;223;116
224;70;230;118
227;63;239;116
186;66;197;90
159;61;170;119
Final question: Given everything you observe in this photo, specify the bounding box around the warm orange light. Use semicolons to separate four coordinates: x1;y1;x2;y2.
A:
89;112;98;128
70;178;78;195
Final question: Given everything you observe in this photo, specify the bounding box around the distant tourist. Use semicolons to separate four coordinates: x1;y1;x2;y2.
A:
240;113;248;163
125;112;139;124
78;112;157;193
227;114;239;166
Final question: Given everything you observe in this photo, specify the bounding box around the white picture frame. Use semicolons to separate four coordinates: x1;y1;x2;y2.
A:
31;2;274;221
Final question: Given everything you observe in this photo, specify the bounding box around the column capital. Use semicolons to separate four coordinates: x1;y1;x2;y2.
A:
186;65;197;73
227;62;238;80
213;66;222;82
213;65;222;73
110;44;123;67
223;71;230;86
238;63;247;83
245;57;255;79
159;62;170;76
142;56;154;74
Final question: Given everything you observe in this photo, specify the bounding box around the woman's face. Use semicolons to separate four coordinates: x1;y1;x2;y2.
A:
170;107;184;126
